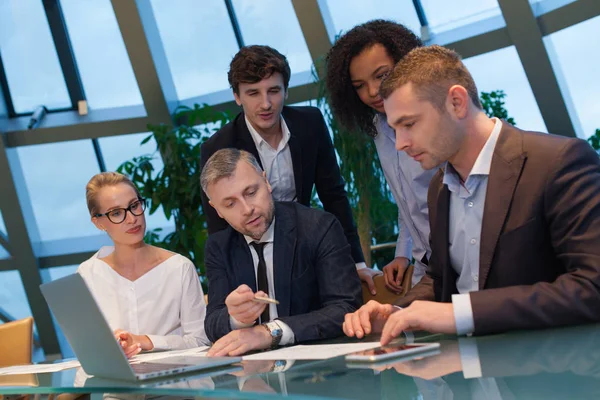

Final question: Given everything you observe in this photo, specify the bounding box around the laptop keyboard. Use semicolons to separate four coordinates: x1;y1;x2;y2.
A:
131;362;190;375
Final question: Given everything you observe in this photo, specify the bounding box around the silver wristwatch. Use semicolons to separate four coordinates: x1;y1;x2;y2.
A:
262;321;283;349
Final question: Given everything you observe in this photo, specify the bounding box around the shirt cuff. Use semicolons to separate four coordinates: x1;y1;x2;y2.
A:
394;238;413;259
230;315;255;330
355;262;368;270
452;293;475;336
458;337;482;379
146;334;168;351
274;320;295;346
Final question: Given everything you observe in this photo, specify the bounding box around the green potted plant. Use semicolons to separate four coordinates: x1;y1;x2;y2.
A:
117;104;232;281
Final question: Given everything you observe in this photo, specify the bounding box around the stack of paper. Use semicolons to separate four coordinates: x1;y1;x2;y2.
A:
0;360;80;376
242;342;381;360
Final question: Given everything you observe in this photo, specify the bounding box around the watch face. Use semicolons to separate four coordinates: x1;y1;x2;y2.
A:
272;328;283;337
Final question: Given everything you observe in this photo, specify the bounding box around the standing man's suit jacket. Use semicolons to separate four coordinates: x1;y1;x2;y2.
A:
200;106;364;264
204;201;362;343
397;123;600;335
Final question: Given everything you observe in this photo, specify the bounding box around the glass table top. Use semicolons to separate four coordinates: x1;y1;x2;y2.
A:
1;323;599;399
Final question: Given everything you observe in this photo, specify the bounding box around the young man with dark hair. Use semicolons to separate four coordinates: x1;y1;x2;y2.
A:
200;45;378;287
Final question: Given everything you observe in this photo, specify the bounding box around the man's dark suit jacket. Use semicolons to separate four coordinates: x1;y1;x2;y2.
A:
200;106;365;264
396;123;600;335
204;201;362;343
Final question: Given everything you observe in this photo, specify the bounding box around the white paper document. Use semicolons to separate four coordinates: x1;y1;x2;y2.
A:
129;345;209;364
242;342;381;361
0;360;81;376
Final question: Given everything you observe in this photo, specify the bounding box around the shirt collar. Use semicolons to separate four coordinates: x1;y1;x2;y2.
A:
373;113;395;140
244;217;275;245
245;115;291;151
443;118;502;189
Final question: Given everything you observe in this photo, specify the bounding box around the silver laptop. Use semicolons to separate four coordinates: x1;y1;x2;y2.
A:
40;273;240;381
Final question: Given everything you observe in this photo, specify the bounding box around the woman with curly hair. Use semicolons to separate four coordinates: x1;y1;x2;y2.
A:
325;20;436;292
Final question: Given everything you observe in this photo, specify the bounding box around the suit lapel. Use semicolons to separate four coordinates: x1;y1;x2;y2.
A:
479;125;526;289
272;203;296;317
235;112;264;170
282;109;303;201
232;233;257;292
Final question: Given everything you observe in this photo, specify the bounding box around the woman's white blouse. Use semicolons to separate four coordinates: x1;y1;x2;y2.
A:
77;246;209;350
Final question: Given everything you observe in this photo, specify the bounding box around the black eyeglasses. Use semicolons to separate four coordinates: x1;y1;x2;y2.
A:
95;199;146;224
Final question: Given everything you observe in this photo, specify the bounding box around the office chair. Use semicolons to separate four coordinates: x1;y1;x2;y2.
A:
0;317;34;367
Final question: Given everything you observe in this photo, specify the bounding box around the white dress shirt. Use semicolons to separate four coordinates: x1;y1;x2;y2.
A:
229;218;295;345
445;118;503;335
246;116;296;202
77;246;210;350
246;116;368;271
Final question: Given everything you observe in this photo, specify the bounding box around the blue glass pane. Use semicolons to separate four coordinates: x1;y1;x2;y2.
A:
0;244;8;259
544;15;600;139
0;209;6;237
0;271;33;322
39;265;78;359
60;0;143;110
0;271;46;361
324;0;421;37
98;133;174;231
151;0;239;99
43;265;78;282
463;46;546;133
231;0;313;76
420;0;503;33
16;140;101;242
0;0;71;114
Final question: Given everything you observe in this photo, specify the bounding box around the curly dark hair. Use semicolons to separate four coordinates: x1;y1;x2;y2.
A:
325;20;422;137
228;45;291;95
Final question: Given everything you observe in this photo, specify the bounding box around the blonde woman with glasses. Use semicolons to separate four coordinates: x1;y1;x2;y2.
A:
77;172;209;358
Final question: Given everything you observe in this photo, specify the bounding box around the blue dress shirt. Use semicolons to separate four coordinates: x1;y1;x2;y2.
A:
445;118;503;335
373;114;437;285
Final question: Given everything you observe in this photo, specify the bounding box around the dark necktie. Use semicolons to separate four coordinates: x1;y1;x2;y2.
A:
251;241;270;323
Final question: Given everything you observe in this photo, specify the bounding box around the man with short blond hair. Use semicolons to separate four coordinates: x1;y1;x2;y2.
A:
344;45;600;343
202;148;361;356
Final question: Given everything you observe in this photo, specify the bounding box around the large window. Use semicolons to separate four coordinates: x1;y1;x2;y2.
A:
324;0;421;37
60;0;143;110
0;271;33;323
0;0;70;114
463;46;546;132
231;0;313;77
420;0;504;33
151;0;240;100
544;15;600;139
16;140;101;242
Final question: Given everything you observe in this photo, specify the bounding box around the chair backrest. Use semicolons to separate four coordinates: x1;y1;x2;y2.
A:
362;264;414;305
0;317;34;367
